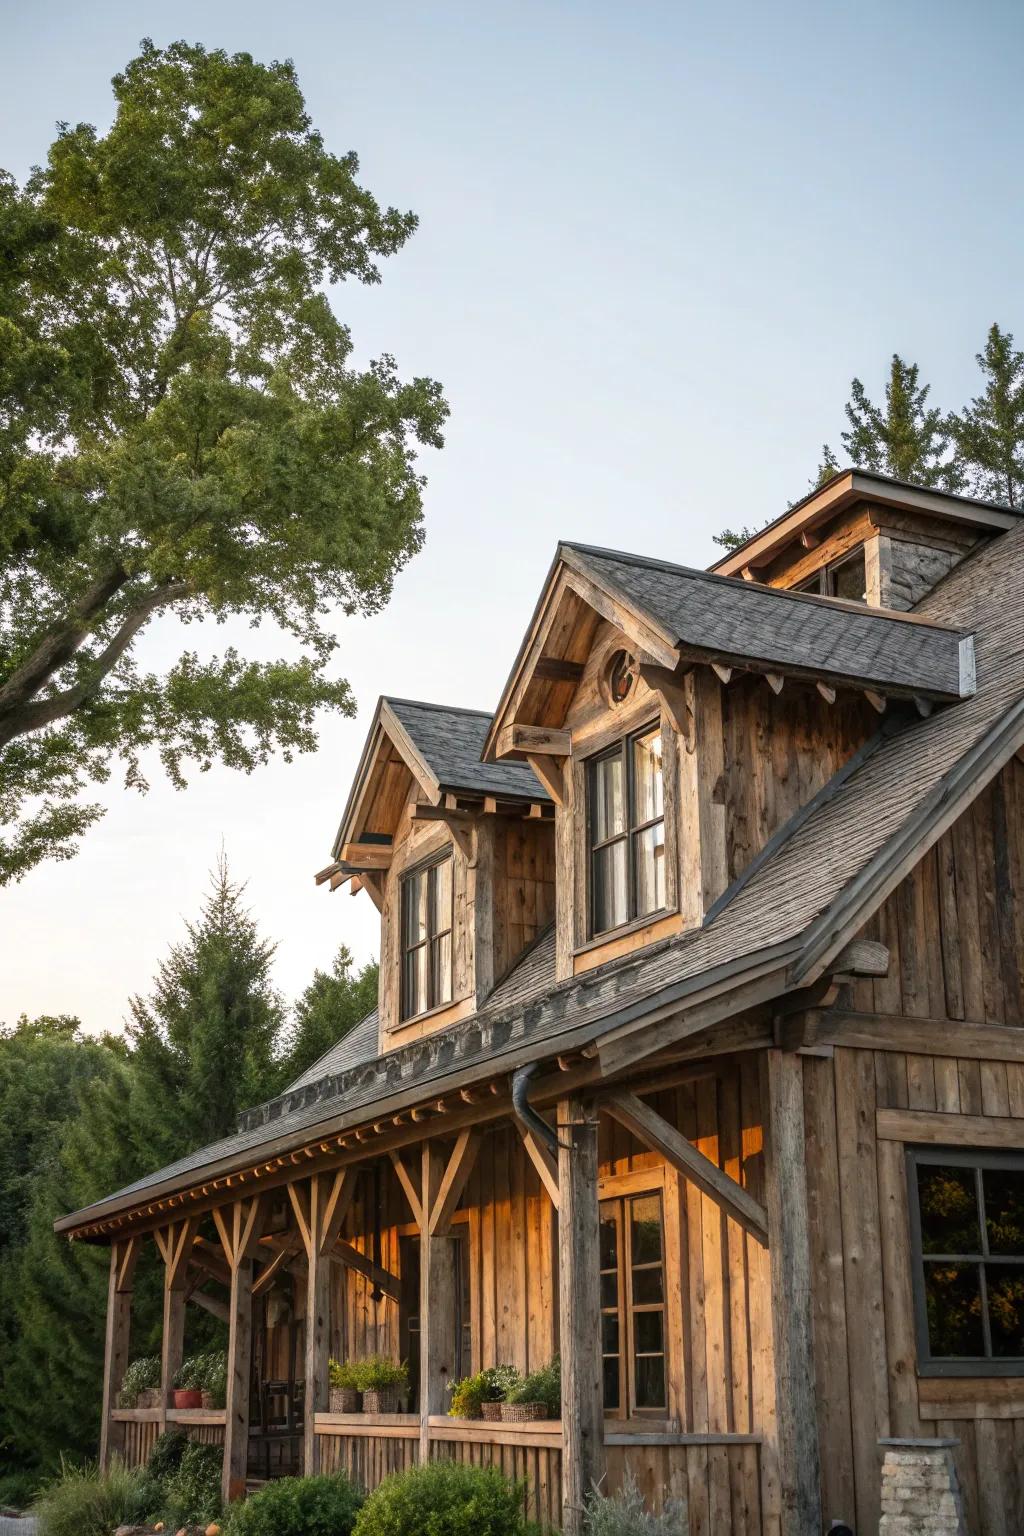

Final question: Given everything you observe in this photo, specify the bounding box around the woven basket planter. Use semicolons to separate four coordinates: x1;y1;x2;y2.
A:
500;1401;547;1423
362;1389;399;1415
138;1388;161;1410
480;1401;503;1422
330;1387;361;1413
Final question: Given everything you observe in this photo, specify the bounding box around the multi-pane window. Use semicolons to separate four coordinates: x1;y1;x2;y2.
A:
400;853;453;1020
599;1192;667;1416
795;547;867;602
589;727;665;936
908;1149;1024;1374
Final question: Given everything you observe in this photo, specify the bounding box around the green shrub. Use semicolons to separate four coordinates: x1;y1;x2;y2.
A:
352;1354;407;1392
147;1428;188;1484
507;1357;560;1415
353;1461;527;1536
163;1440;223;1526
32;1457;161;1536
447;1365;520;1418
173;1354;205;1391
197;1350;228;1408
119;1354;161;1406
225;1472;363;1536
329;1358;362;1391
0;1469;42;1510
584;1468;687;1536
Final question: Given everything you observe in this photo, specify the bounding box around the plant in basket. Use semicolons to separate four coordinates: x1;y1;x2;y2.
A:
329;1357;363;1413
118;1354;161;1409
172;1355;205;1410
353;1355;408;1414
500;1357;560;1422
447;1364;520;1421
197;1350;227;1409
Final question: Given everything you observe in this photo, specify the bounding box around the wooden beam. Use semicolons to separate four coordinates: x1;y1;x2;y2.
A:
877;1109;1024;1148
764;1050;822;1535
711;662;733;685
534;657;585;683
338;842;392;870
496;723;572;759
602;1091;768;1245
815;681;837;705
526;752;565;806
419;1143;460;1457
319;1169;357;1256
223;1243;254;1502
765;672;784;695
190;1288;230;1325
814;1009;1024;1063
287;1181;313;1261
557;1096;605;1536
360;872;383;911
389;1150;424;1229
303;1176;331;1474
99;1241;134;1470
864;689;887;714
428;1129;481;1236
517;1124;560;1208
331;1239;402;1301
252;1241;298;1298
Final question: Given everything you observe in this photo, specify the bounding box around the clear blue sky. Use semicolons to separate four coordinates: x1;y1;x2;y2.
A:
3;0;1021;1033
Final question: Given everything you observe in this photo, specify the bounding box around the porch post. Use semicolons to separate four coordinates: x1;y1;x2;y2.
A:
158;1220;196;1430
216;1196;264;1502
99;1237;137;1470
419;1142;459;1461
303;1175;331;1476
764;1049;822;1535
557;1095;605;1536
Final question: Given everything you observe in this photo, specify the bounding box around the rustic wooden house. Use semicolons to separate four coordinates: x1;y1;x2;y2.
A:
59;468;1024;1534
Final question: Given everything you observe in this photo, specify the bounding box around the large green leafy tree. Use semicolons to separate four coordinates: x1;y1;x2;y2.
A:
947;323;1024;507
282;943;379;1084
0;40;446;883
839;353;955;489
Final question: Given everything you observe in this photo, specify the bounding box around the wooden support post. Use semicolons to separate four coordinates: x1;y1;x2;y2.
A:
293;1175;332;1476
157;1219;196;1427
419;1143;459;1458
764;1051;822;1535
217;1196;265;1503
99;1237;137;1470
557;1096;605;1536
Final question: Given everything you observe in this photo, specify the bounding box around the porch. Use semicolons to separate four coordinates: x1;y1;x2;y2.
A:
92;1046;788;1534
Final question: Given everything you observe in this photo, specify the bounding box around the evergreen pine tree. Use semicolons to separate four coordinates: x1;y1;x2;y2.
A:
947;323;1024;507
126;856;286;1168
282;946;379;1083
841;354;956;488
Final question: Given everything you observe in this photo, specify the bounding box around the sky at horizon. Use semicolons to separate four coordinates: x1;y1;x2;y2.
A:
2;0;1022;1035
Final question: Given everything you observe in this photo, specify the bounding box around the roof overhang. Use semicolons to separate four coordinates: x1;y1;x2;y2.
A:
710;468;1019;580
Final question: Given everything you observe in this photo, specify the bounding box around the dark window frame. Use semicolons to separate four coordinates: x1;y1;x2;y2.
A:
586;721;666;940
599;1188;668;1417
907;1146;1024;1377
795;546;867;601
399;849;454;1022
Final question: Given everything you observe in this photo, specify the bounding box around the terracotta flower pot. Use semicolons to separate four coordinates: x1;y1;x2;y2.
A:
173;1389;203;1410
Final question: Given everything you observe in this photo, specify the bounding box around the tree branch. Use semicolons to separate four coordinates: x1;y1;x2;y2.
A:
0;566;130;713
0;580;189;749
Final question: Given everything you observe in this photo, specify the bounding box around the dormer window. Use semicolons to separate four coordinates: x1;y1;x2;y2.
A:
793;546;867;602
588;725;665;936
401;851;454;1021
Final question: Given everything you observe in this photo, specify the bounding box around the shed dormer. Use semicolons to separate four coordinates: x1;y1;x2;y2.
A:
710;468;1020;609
317;698;554;1049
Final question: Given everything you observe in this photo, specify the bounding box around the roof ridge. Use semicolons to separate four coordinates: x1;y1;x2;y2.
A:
384;697;495;719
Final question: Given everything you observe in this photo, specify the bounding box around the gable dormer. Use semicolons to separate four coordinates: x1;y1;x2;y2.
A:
710;468;1020;609
318;698;554;1050
484;539;975;982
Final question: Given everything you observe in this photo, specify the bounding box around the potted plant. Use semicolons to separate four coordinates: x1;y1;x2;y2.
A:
500;1357;560;1423
329;1358;362;1413
446;1364;520;1421
354;1354;408;1414
118;1355;161;1409
198;1351;227;1410
172;1356;204;1410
